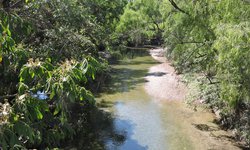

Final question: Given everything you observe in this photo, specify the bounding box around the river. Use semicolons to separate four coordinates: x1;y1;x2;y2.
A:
96;49;240;150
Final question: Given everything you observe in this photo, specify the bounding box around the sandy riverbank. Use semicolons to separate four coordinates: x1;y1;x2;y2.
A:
144;48;241;150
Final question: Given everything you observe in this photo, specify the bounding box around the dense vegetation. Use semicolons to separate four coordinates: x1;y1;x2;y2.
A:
115;0;250;146
0;0;126;149
1;0;250;149
163;0;250;146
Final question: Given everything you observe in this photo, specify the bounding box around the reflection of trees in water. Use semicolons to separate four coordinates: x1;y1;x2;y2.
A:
62;100;148;149
101;68;149;94
62;52;155;149
61;101;126;149
97;101;148;150
121;48;150;59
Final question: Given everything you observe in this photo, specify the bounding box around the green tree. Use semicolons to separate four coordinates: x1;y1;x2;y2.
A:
0;0;125;148
115;0;164;46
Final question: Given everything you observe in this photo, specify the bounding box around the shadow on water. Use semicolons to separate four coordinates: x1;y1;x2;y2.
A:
63;49;158;149
63;100;147;150
99;52;159;95
121;48;150;59
100;68;149;95
146;72;167;77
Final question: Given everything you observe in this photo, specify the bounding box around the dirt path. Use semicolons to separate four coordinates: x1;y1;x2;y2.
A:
144;48;241;150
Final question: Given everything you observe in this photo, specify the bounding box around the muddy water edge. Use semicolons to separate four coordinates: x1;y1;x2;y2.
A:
95;49;241;150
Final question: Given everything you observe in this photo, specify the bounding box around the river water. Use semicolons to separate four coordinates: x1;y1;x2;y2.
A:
96;49;239;150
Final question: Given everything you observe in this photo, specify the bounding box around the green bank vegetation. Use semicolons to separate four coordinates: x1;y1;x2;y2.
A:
0;0;126;149
0;0;249;148
116;0;250;146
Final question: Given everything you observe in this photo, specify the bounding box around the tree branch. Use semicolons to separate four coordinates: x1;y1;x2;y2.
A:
0;94;17;103
168;0;189;15
10;0;24;9
183;43;205;62
205;75;220;85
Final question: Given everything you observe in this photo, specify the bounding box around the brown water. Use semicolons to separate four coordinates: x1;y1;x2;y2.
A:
96;50;240;150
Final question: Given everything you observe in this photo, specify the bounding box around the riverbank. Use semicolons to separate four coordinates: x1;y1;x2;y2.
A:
145;48;241;150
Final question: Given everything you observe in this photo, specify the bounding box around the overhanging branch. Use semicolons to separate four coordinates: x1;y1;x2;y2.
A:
168;0;189;15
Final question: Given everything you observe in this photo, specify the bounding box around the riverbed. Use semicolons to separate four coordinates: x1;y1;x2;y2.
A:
96;49;240;150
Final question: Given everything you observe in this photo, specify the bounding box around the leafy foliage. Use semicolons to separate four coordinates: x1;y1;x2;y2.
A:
1;0;250;148
0;0;126;149
161;0;250;145
114;0;250;146
115;0;164;46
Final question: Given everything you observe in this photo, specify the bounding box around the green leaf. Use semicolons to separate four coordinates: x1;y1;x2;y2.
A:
35;107;43;120
36;67;45;77
6;36;15;48
29;69;35;79
18;83;28;94
13;115;19;122
92;72;95;80
50;90;56;99
53;105;60;116
19;67;29;82
6;25;11;36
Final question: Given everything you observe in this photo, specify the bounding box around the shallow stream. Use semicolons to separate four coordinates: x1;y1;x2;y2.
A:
97;51;194;150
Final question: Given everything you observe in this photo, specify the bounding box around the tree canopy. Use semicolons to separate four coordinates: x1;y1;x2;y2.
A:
115;0;250;145
0;0;250;148
0;0;127;148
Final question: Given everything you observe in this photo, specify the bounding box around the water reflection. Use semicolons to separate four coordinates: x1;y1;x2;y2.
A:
96;50;192;150
102;68;149;94
61;49;192;149
106;118;148;150
101;51;157;95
